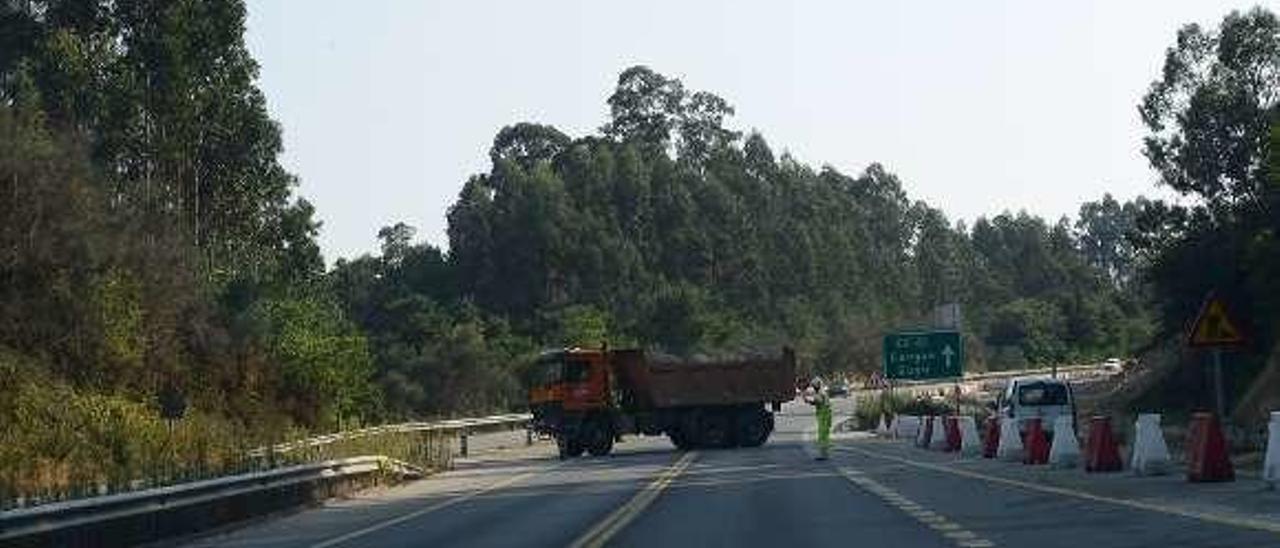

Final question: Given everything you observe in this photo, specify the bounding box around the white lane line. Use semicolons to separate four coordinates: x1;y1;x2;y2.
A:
310;462;562;548
839;468;997;548
840;444;1280;536
569;451;699;548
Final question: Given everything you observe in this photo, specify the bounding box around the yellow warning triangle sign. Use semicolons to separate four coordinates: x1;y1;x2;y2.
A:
1188;295;1246;347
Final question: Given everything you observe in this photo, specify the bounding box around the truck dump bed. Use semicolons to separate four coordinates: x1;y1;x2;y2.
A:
612;348;796;409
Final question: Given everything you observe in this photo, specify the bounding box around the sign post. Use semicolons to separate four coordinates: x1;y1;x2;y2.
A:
1187;292;1246;421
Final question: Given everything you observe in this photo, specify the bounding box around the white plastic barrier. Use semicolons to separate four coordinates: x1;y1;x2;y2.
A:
916;416;931;447
921;416;939;448
1264;411;1279;488
928;417;951;451
996;418;1023;461
896;416;921;440
876;415;891;437
1130;413;1171;476
1048;415;1080;468
959;416;982;457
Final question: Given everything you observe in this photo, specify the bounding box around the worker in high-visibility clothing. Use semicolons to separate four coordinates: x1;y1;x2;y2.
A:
806;378;833;460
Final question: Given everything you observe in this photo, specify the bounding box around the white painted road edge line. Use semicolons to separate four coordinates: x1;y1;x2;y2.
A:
569;450;699;548
310;462;563;548
840;443;1280;536
839;467;997;548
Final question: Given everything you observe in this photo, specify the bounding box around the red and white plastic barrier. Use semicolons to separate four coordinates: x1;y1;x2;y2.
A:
997;418;1023;462
1130;413;1171;476
1048;415;1080;468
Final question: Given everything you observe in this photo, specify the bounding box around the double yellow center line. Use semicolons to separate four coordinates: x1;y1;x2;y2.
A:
569;450;699;548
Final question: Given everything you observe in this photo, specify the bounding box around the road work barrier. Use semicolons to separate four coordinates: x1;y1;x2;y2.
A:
1023;418;1049;465
1130;414;1171;476
982;417;1000;458
0;413;531;547
1186;413;1234;482
997;418;1023;462
876;415;891;437
959;416;982;457
896;416;921;440
942;417;962;452
928;417;952;451
917;416;935;448
1084;416;1123;473
1048;415;1080;469
1266;411;1280;489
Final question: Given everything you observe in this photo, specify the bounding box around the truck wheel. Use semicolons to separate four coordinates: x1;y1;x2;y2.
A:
585;420;614;457
699;412;732;449
558;436;584;459
667;429;695;451
737;410;772;447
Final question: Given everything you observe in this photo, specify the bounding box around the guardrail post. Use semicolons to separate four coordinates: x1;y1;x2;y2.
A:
460;429;469;458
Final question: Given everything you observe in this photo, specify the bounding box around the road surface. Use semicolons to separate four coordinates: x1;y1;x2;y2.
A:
179;399;1279;548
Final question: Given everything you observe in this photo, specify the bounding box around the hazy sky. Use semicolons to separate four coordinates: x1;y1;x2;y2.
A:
244;1;1271;262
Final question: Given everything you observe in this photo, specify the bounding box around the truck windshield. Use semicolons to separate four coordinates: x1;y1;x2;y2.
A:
564;358;591;383
1017;383;1069;406
528;355;562;387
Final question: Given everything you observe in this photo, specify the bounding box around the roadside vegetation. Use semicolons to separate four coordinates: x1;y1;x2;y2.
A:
0;2;1274;502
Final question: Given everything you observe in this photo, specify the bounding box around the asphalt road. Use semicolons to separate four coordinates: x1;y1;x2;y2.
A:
180;399;1280;548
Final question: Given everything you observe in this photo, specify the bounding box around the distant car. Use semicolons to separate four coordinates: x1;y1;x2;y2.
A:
1101;358;1123;373
828;382;849;398
995;377;1077;438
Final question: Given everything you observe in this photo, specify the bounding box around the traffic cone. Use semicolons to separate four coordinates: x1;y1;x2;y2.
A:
1186;412;1234;482
1084;416;1123;473
982;417;1000;459
930;416;952;451
1048;415;1080;468
1130;413;1171;476
959;416;982;457
996;417;1023;461
1264;411;1280;489
1023;417;1049;465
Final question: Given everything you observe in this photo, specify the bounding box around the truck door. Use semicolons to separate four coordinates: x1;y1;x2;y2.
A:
562;354;608;412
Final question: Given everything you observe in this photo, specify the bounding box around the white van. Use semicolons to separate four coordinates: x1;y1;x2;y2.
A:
994;377;1077;439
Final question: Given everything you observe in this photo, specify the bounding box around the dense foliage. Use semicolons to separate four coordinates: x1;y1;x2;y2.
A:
1131;7;1279;411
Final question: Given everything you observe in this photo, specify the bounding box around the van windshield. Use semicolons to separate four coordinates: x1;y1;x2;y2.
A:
1017;382;1069;406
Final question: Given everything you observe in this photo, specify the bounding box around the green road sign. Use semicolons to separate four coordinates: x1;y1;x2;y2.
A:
883;330;964;380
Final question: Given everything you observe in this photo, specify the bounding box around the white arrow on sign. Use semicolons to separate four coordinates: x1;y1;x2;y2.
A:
941;345;955;368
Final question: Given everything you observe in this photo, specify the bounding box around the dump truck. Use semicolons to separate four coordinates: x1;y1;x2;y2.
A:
527;346;796;458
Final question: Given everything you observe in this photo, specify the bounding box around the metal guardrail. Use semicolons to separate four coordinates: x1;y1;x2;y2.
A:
249;413;532;457
0;456;418;542
0;413;533;544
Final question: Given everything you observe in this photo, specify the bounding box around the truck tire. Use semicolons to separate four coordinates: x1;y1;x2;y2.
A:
699;411;732;449
737;409;772;447
585;419;614;457
558;436;585;459
667;428;695;451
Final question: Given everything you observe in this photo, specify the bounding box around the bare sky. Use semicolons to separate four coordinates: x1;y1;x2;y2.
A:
244;1;1272;262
